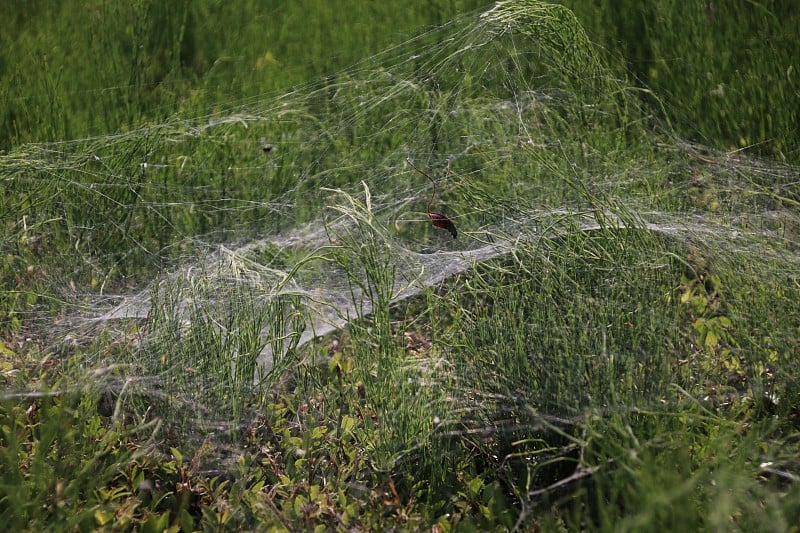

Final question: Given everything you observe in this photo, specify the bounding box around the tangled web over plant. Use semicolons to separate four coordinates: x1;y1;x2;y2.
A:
3;1;799;526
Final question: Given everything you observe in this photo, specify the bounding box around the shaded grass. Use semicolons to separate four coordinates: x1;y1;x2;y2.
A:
560;0;800;163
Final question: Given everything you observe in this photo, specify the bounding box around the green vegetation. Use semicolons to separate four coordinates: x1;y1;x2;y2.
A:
561;0;798;163
2;0;799;531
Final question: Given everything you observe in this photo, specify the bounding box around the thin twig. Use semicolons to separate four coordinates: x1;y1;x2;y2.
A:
406;158;437;213
514;464;601;531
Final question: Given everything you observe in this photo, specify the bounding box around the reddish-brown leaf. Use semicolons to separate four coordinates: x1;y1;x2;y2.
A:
407;158;458;239
428;211;457;239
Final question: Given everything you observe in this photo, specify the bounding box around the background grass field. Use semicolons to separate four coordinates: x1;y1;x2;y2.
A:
2;1;799;531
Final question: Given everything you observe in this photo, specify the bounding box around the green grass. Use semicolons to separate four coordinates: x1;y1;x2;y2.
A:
2;1;800;531
0;0;486;147
559;0;799;163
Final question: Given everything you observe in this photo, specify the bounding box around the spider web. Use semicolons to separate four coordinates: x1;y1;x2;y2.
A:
5;1;799;452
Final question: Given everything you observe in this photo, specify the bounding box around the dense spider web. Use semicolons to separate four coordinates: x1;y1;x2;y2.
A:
5;1;799;452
